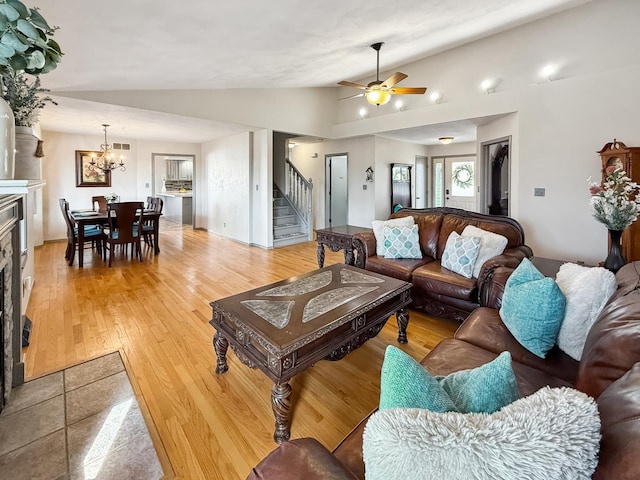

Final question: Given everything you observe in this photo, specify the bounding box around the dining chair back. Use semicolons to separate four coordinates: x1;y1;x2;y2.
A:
59;198;103;266
104;201;144;267
92;196;108;213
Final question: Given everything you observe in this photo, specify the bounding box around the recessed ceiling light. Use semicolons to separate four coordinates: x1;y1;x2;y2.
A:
430;92;441;104
438;137;454;144
481;79;494;94
359;108;367;117
541;64;556;81
395;100;404;110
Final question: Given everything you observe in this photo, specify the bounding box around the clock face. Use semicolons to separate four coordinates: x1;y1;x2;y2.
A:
607;156;624;170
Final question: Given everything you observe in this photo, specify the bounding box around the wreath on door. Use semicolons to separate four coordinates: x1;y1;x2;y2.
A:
452;164;474;189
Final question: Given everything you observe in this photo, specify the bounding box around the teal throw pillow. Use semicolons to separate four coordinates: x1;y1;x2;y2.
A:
383;225;422;259
441;231;481;278
499;258;566;358
380;346;519;414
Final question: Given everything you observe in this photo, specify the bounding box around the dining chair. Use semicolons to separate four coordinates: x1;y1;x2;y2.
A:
92;195;108;213
141;197;163;249
59;198;103;266
103;201;144;267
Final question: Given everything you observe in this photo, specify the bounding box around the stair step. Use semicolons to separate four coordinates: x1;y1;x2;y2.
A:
274;205;290;215
274;223;301;236
274;214;296;226
273;232;308;247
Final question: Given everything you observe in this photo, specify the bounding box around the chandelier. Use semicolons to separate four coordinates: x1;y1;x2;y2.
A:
89;124;126;172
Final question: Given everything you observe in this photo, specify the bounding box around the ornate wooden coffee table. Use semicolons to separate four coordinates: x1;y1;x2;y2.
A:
209;264;412;443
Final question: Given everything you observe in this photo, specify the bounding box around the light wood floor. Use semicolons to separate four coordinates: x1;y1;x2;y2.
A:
25;222;459;480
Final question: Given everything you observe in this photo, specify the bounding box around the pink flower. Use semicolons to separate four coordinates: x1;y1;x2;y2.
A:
605;166;617;174
589;185;603;195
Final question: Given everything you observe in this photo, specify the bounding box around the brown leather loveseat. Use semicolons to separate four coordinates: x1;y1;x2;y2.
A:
352;207;533;322
248;261;640;480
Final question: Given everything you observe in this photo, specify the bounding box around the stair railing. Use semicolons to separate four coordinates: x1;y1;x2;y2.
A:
285;159;314;240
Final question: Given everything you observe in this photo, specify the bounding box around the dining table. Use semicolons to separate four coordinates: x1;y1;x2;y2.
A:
70;208;162;267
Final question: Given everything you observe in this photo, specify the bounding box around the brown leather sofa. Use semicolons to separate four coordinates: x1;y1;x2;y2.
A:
352;207;533;322
247;262;640;480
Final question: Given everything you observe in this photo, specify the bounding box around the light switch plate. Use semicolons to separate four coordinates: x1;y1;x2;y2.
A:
534;187;545;197
362;184;367;190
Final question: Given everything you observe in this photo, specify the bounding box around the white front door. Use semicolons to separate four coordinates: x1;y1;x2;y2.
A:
444;157;476;211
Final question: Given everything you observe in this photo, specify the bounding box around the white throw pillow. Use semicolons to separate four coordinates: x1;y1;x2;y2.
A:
371;216;414;257
363;387;600;480
461;225;508;278
555;263;617;360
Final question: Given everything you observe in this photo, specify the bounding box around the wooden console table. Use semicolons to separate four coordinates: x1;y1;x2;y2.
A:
315;225;372;268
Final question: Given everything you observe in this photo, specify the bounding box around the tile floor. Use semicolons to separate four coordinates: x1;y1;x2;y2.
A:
0;352;164;480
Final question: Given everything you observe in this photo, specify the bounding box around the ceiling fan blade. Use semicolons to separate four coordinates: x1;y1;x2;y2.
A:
381;72;408;88
391;87;427;94
338;80;367;89
339;92;365;101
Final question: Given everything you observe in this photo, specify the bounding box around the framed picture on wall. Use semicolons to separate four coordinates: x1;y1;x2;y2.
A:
75;150;111;187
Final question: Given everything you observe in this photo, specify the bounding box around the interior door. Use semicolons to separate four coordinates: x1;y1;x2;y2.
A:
444;157;476;211
325;154;348;227
415;155;428;208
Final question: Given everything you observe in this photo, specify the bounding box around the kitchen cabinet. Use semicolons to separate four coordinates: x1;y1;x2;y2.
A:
166;160;193;180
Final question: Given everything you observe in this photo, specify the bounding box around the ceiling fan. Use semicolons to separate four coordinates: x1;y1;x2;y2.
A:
338;42;427;106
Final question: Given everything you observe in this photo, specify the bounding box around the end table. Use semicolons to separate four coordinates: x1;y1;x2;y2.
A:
315;225;373;268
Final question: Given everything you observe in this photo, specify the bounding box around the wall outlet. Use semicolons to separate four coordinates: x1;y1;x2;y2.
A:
362;184;367;190
145;182;150;188
534;187;545;197
224;222;226;228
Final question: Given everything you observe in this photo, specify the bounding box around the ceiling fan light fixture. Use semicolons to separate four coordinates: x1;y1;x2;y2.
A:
366;86;391;106
439;136;454;144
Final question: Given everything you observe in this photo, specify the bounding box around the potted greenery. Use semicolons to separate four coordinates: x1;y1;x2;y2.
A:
0;0;62;179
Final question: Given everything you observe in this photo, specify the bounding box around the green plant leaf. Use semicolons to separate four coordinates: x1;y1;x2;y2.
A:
1;31;28;52
0;13;9;30
25;49;44;69
0;41;15;59
47;38;61;54
8;52;26;70
16;18;40;40
6;0;28;19
26;7;50;31
0;4;19;22
39;55;56;73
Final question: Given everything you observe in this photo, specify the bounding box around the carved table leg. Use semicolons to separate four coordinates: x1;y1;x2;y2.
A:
396;308;410;344
272;382;292;444
317;243;326;268
213;331;229;374
344;247;355;265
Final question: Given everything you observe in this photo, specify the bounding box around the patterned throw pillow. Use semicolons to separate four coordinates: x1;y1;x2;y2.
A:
383;225;422;259
441;231;481;278
372;216;415;256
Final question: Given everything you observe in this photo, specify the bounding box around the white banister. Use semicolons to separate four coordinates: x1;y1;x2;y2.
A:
285;159;314;240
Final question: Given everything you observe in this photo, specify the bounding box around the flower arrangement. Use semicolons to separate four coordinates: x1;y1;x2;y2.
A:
588;166;640;231
105;192;118;203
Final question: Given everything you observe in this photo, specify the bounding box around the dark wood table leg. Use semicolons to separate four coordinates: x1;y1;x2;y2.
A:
213;331;229;374
344;247;354;265
153;217;160;254
317;243;325;268
272;382;292;444
396;308;409;344
78;221;85;268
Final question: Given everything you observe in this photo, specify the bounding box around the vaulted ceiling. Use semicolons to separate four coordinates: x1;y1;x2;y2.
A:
34;0;589;142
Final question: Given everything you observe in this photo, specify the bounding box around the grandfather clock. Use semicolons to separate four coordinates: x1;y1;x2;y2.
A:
597;139;640;262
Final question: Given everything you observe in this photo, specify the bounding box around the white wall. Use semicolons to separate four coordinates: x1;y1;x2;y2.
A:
251;129;271;248
201;131;252;243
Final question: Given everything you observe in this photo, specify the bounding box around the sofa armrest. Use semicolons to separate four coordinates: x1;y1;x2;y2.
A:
353;232;377;269
477;255;523;309
247;438;359;480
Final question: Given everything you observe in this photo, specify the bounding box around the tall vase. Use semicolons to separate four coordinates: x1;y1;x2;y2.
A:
0;97;15;180
604;229;626;273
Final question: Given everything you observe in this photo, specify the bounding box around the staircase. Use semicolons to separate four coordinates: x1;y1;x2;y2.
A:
273;160;314;248
273;187;308;247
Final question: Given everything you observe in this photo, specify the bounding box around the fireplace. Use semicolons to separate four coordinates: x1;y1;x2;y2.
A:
0;194;23;412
